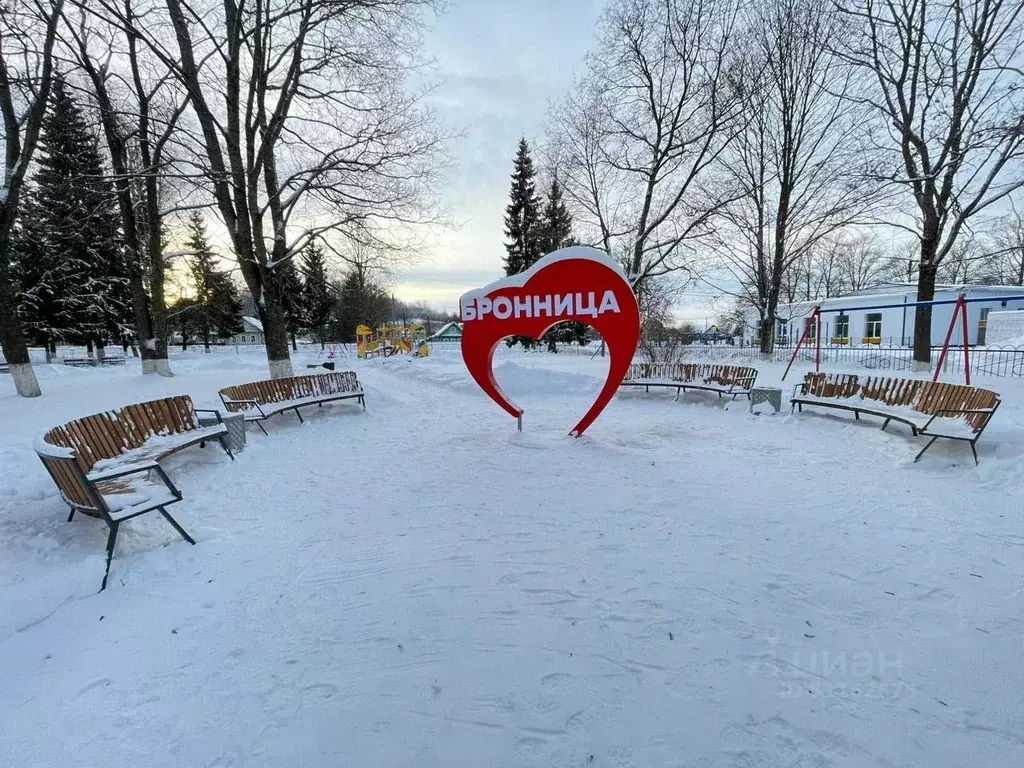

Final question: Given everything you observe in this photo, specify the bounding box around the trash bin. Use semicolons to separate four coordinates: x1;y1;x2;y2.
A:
749;386;783;415
197;410;247;453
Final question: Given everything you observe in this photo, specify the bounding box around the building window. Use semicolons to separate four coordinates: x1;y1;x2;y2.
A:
803;317;817;340
834;314;849;340
864;313;882;339
250;335;256;343
775;319;788;340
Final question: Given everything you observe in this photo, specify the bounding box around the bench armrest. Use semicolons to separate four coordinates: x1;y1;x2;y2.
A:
87;460;161;482
192;408;224;423
921;405;999;435
87;460;182;498
220;398;267;417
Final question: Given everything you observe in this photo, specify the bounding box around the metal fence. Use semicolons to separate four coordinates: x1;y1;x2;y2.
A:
662;343;1024;378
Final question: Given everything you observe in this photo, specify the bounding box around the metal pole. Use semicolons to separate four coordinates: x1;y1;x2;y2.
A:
960;295;971;385
782;307;818;381
814;308;822;372
932;294;963;383
901;296;907;347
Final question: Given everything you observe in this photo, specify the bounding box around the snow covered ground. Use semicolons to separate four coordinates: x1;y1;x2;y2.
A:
1;346;1022;767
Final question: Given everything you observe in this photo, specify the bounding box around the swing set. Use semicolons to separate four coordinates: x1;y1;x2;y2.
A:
781;294;1024;385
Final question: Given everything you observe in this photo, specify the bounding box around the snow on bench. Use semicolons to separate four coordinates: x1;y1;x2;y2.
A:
218;371;365;435
621;362;758;400
34;395;234;590
790;372;1000;464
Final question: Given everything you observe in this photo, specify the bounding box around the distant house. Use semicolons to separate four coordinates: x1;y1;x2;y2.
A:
427;322;462;343
745;283;1024;347
689;324;736;345
230;316;265;346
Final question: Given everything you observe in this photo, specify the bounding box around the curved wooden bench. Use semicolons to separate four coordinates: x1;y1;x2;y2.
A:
35;395;232;590
622;362;758;400
219;371;365;435
790;372;1000;464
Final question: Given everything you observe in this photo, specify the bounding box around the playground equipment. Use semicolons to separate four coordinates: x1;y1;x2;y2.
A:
781;293;1024;384
356;324;429;359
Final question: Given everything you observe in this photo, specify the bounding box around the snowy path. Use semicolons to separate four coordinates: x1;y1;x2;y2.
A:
1;351;1023;767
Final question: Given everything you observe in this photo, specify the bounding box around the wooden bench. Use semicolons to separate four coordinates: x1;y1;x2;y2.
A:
621;362;758;400
61;356;126;367
218;371;365;435
790;372;1000;464
34;396;233;590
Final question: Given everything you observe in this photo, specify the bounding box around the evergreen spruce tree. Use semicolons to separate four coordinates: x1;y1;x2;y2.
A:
10;211;61;355
335;264;388;342
538;175;574;255
536;174;586;350
209;273;244;340
503;138;542;276
300;240;333;348
503;138;542;348
276;259;306;350
183;212;242;348
16;75;131;354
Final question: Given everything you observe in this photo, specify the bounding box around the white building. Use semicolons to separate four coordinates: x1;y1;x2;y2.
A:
745;284;1024;347
229;316;266;346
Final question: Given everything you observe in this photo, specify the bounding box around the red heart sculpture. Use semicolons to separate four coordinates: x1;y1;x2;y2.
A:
460;247;640;436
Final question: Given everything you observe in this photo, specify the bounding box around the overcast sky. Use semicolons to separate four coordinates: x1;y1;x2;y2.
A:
385;1;743;327
391;0;602;311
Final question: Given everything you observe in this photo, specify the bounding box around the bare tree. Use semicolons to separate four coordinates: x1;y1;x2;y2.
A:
713;0;880;356
978;200;1024;285
546;80;627;258
837;0;1024;365
833;231;890;293
549;0;743;294
0;0;65;397
67;1;190;375
938;235;987;284
85;0;446;378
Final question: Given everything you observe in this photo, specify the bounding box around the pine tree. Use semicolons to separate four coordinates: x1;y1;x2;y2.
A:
503;138;543;348
209;273;244;340
503;138;542;276
300;240;333;348
183;212;242;348
334;264;389;342
10;211;61;355
184;212;216;348
538;175;574;255
538;174;586;350
276;259;306;350
16;75;132;353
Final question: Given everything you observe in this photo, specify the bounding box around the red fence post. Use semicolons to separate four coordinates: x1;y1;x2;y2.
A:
782;307;819;382
933;294;963;383
959;294;971;385
814;308;822;372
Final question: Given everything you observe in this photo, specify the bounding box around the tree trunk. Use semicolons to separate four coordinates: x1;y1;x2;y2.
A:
291;333;297;352
86;338;95;358
760;295;778;356
0;262;42;396
913;239;939;367
260;292;294;379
